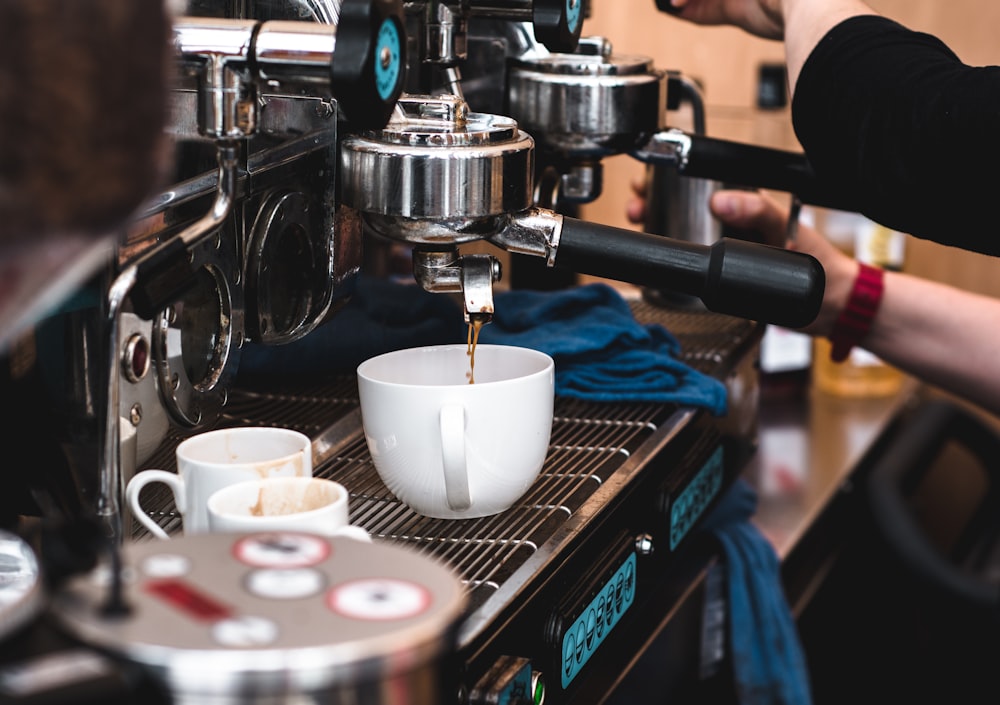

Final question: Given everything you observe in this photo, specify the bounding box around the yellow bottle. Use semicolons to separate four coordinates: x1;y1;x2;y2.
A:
812;213;906;398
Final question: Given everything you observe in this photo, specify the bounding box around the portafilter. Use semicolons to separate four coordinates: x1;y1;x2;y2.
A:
340;93;825;329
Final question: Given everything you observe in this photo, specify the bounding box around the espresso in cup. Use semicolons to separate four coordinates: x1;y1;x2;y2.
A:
357;344;554;519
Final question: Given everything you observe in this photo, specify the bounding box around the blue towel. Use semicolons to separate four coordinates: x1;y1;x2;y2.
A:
701;479;813;705
479;283;727;414
236;275;465;379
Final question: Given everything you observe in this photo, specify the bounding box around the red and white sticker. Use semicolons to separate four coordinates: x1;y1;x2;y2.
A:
232;533;330;569
327;578;431;621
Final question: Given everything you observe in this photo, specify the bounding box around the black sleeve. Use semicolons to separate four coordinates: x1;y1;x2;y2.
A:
791;15;1000;256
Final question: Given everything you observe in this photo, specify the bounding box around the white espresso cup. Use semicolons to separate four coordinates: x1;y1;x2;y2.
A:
125;426;312;539
207;476;370;542
357;344;554;519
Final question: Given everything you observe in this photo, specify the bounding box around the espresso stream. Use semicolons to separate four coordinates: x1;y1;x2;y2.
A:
466;319;484;384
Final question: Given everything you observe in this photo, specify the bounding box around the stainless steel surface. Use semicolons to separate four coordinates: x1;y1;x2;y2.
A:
0;531;42;642
129;304;762;652
173;19;260;140
631;128;693;170
53;533;467;704
340;95;534;231
507;48;665;158
490;206;562;264
643;76;719;247
412;251;501;323
254;21;340;83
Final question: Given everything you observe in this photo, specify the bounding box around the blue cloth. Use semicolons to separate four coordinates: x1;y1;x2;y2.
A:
236;275;465;379
478;283;727;414
701;479;813;705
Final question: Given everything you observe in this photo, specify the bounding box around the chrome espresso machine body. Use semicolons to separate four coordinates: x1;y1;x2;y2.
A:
0;1;850;703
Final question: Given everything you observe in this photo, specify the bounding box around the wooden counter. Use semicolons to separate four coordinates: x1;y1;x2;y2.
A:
746;377;921;562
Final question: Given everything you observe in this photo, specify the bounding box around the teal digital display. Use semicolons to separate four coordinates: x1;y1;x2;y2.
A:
670;445;724;550
559;552;636;688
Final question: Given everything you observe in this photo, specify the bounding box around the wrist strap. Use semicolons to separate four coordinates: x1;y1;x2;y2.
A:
829;262;885;363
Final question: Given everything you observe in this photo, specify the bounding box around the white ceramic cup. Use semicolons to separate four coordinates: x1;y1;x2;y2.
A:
206;476;370;542
125;426;312;539
357;344;555;519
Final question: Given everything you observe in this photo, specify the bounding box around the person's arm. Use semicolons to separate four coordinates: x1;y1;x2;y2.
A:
665;1;1000;254
709;190;1000;417
780;0;875;90
663;0;876;89
791;16;1000;253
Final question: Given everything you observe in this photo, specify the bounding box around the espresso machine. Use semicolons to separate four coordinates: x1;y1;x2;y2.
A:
0;0;832;543
0;1;860;703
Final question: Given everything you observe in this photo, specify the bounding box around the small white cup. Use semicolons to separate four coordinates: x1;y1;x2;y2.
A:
357;344;554;519
125;426;312;539
207;477;370;542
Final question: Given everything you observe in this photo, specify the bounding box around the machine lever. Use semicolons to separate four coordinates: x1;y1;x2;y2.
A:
633;129;861;213
553;217;825;329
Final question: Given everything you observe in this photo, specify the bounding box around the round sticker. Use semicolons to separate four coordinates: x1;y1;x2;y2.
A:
327;578;431;621
246;569;325;600
232;533;331;569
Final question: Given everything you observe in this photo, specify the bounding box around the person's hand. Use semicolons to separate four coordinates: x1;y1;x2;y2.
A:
626;176;648;226
662;0;786;40
708;189;857;337
624;176;856;336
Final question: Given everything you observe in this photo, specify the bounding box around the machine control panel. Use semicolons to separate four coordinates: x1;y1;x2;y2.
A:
543;537;637;692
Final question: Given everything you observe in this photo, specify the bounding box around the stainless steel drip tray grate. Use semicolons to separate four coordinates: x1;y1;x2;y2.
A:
130;305;760;620
134;393;675;612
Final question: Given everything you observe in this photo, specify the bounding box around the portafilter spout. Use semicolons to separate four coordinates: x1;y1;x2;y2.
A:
341;94;825;329
413;249;501;323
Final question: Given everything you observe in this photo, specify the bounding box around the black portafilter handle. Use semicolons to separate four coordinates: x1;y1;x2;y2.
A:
677;134;860;213
554;218;825;329
330;0;407;128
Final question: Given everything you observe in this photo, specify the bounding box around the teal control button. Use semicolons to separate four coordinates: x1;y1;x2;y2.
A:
670;446;724;550
566;0;582;33
497;660;533;705
374;19;401;101
560;552;637;688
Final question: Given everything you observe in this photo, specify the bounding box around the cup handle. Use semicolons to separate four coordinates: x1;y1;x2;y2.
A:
440;404;472;511
125;470;184;540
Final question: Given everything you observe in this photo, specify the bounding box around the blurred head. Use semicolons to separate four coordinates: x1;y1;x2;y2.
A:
0;0;172;244
0;0;172;352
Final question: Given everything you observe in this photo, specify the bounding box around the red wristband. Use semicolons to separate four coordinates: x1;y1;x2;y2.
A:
829;262;885;363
